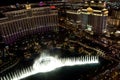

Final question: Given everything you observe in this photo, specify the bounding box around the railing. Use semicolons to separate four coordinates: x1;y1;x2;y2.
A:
0;58;20;73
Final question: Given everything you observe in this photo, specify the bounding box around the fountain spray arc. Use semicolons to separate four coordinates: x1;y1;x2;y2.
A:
0;53;99;80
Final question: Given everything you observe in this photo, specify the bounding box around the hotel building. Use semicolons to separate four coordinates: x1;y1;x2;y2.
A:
0;6;58;44
66;0;108;34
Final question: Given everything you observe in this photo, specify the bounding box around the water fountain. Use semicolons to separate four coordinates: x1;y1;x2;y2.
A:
0;54;99;80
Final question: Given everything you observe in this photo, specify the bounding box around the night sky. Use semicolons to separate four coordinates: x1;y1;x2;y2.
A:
0;0;51;6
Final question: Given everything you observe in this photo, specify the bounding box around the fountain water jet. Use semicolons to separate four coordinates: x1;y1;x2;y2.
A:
0;54;99;80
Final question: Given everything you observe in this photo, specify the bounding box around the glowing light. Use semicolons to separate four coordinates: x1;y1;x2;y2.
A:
50;5;56;9
25;4;31;10
115;30;120;34
39;1;44;6
0;54;99;80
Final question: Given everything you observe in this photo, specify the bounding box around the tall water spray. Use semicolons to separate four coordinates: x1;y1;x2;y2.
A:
0;54;99;80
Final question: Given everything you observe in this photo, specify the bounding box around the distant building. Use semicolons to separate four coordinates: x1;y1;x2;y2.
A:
82;5;108;34
108;10;120;27
66;0;108;34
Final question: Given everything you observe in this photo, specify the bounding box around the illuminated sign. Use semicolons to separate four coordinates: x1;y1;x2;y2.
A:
50;5;56;9
39;1;45;6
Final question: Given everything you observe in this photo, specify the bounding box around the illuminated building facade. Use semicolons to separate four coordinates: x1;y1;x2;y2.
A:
66;1;108;34
108;10;120;27
0;7;58;44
